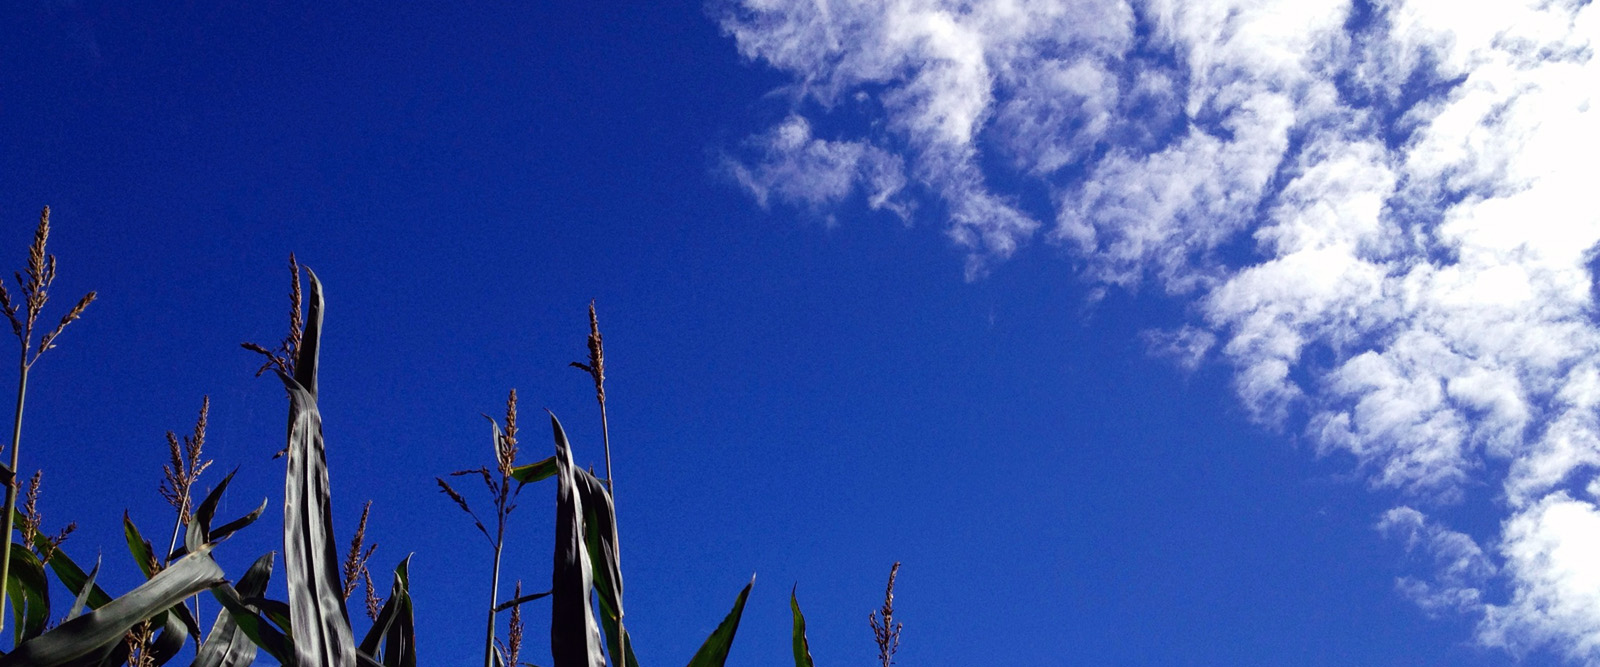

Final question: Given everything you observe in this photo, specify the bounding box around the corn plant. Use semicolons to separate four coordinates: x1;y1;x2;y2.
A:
0;208;903;666
0;206;95;630
436;389;541;667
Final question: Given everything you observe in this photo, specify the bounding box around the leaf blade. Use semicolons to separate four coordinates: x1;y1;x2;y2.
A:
550;413;603;667
0;548;226;667
683;578;754;667
279;269;356;667
790;587;814;667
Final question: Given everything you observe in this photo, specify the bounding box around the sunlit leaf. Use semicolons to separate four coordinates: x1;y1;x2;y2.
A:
6;543;49;643
65;555;99;621
277;269;357;667
122;512;157;580
790;587;813;667
550;413;603;667
211;582;294;666
683;578;753;667
510;456;557;486
576;467;633;667
378;556;415;667
0;548;225;667
146;606;189;666
192;552;272;667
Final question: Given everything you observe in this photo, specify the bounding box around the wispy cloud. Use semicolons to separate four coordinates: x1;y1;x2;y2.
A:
720;0;1600;659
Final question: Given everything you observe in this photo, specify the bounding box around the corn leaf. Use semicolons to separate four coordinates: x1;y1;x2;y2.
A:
46;549;114;623
167;494;267;562
510;456;557;486
6;543;49;644
192;552;272;667
357;556;415;667
146;607;189;666
57;634;128;667
277;269;356;667
123;512;157;580
0;548;226;667
210;582;294;666
550;413;603;667
357;587;397;655
186;468;240;556
491;589;550;612
378;557;415;667
790;588;813;667
683;578;753;667
576;467;634;667
65;556;100;620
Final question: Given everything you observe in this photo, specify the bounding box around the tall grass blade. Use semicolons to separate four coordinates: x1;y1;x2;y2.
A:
549;413;603;667
192;552;272;667
278;270;356;667
0;548;225;667
683;578;753;667
790;587;813;667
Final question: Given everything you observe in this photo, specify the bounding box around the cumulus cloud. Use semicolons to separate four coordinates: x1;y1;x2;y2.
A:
721;0;1600;659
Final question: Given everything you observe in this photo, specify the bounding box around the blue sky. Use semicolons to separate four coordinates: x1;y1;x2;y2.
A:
2;1;1598;665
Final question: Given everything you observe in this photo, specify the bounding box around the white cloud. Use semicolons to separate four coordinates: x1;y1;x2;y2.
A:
722;0;1600;657
724;115;910;220
1483;494;1600;661
1378;506;1494;616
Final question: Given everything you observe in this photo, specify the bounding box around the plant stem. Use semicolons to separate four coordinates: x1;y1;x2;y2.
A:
484;538;503;667
484;480;508;667
163;500;202;630
0;361;28;634
600;398;613;499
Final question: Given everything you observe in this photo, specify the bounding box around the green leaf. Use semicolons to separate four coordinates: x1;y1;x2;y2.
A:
145;606;189;666
0;548;226;667
168;600;202;647
166;498;268;562
491;589;551;613
123;512;157;580
211;581;294;666
295;267;324;399
47;549;112;612
790;587;814;667
276;267;357;667
192;552;272;667
576;468;633;667
6;543;49;643
357;555;416;667
510;456;557;486
65;556;99;620
550;413;604;667
236;552;275;600
378;557;415;667
191;609;258;667
185;468;242;558
683;578;754;667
